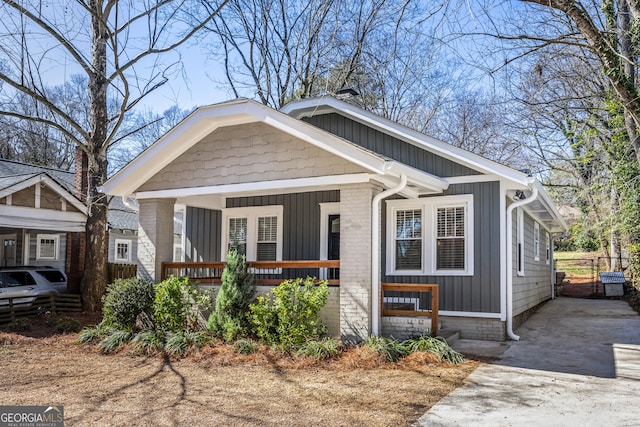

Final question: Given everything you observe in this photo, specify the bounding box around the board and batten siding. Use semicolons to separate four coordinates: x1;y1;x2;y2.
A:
184;191;340;263
227;190;340;261
512;208;552;315
382;181;502;314
185;207;222;262
303;113;480;178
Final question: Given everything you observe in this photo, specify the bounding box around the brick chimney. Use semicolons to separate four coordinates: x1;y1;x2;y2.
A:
74;146;89;202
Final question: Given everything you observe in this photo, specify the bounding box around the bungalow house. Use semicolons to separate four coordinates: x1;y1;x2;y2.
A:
100;96;567;342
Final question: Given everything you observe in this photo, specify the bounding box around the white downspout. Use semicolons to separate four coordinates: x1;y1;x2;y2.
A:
371;174;408;336
506;185;538;341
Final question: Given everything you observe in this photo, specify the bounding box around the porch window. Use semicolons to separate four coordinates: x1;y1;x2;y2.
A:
222;206;283;262
36;234;59;260
386;194;473;276
114;239;132;263
395;209;422;271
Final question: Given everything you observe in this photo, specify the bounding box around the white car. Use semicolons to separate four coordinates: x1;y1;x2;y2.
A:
0;267;67;308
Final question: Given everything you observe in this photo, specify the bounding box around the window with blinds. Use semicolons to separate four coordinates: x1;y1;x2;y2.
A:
436;207;465;270
228;217;247;256
257;216;277;261
386;194;473;276
395;209;422;270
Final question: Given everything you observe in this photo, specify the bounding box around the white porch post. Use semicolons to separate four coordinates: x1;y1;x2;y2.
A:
137;198;176;282
339;183;376;342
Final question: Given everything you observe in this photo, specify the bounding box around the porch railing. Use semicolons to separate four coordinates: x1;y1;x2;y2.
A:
161;260;340;286
382;283;439;336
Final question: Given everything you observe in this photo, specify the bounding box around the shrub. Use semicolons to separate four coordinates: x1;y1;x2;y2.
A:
154;276;211;333
6;318;30;332
207;250;256;341
77;323;113;344
249;277;329;348
98;330;133;354
102;277;155;331
165;330;211;356
234;338;256;355
54;316;82;333
132;330;165;354
296;337;340;360
402;336;464;364
363;335;408;362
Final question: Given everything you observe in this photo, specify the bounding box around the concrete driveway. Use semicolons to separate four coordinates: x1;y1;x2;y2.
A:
417;297;640;426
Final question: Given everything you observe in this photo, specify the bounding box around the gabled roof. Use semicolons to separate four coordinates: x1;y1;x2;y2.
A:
0;159;75;190
0;171;87;214
101;98;449;198
281;96;567;232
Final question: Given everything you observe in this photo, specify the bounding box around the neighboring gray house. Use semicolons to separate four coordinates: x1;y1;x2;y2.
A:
100;97;567;341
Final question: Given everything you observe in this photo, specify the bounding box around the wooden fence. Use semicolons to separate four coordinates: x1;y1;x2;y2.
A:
161;260;340;286
0;294;82;323
382;283;439;336
107;262;137;283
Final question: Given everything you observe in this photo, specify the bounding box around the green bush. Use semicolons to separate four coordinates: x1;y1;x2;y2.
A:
249;277;329;348
77;323;113;344
132;330;165;354
54;316;82;333
403;335;464;364
165;330;211;356
363;335;408;362
207;250;256;341
102;277;155;331
154;275;211;333
6;318;30;332
296;337;340;359
234;338;257;355
98;330;133;354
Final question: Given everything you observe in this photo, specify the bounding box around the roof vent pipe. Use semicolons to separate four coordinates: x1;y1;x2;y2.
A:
505;185;538;341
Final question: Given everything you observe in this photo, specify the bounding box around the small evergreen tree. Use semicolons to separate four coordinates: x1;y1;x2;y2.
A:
207;250;256;341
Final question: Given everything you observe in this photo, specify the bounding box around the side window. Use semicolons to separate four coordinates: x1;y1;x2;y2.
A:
36;234;60;260
517;208;524;276
534;222;540;262
114;239;132;263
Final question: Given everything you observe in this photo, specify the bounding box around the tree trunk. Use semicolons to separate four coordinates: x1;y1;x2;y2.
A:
80;0;109;311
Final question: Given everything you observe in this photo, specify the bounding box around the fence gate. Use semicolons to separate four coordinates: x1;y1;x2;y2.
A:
554;258;599;298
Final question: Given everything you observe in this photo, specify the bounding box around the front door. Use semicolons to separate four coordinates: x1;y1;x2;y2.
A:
0;234;17;267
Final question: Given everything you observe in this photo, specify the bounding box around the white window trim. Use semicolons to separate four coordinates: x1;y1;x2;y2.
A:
221;205;283;262
386;194;474;276
114;238;132;263
319;202;340;280
533;221;540;262
516;208;524;276
36;234;60;261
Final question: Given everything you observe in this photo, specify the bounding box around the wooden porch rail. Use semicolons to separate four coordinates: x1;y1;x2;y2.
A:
161;260;340;285
381;283;439;336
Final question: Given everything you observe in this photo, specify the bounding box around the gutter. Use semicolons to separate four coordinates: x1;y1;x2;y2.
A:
505;183;538;341
371;174;407;336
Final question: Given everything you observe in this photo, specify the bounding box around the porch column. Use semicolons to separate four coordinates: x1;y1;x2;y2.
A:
137;198;176;282
339;183;377;342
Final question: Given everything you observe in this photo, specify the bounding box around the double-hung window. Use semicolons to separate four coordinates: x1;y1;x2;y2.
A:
36;234;60;261
114;239;132;263
533;221;540;261
387;195;473;276
222;206;283;262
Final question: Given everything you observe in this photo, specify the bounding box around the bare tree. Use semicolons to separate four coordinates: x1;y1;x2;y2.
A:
0;0;228;310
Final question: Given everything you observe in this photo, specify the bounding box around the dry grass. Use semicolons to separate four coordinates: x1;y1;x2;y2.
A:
0;315;478;426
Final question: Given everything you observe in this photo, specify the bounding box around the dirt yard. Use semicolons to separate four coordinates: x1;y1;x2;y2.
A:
0;315;477;426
